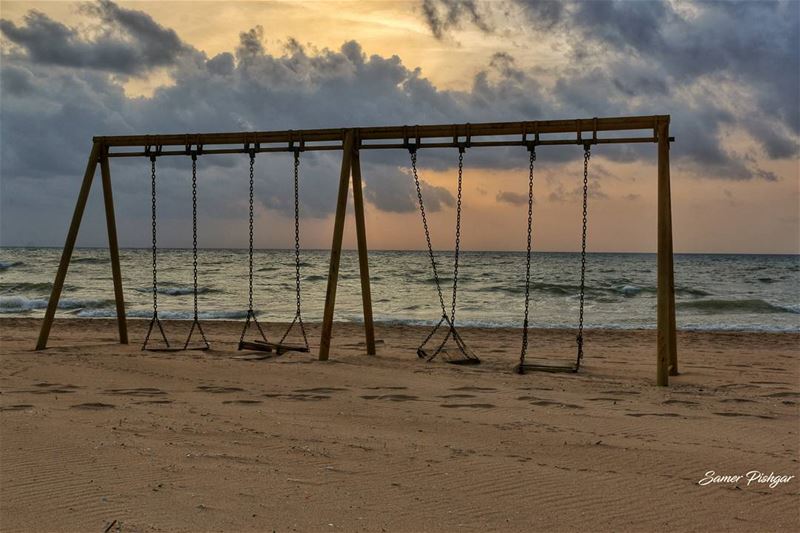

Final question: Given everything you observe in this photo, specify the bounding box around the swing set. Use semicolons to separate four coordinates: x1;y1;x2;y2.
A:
34;115;679;386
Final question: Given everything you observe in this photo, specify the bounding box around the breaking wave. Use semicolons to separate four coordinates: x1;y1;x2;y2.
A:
677;299;799;315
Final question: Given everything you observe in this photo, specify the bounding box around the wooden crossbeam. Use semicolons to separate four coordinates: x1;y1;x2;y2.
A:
94;115;669;147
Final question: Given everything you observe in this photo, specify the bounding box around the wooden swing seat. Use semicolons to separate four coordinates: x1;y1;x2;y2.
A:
515;359;579;374
143;345;210;353
239;340;309;355
417;348;481;365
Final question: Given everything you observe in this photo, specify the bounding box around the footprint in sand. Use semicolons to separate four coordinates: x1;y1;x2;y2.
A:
222;399;263;405
586;397;625;402
134;399;173;405
440;403;495;409
361;394;419;402
529;400;584;409
626;412;682;418
719;398;755;403
292;387;348;394
763;392;800;398
263;392;331;401
663;399;699;406
105;387;167;397
24;383;80;395
0;404;34;411
71;402;115;410
713;412;775;420
197;385;245;394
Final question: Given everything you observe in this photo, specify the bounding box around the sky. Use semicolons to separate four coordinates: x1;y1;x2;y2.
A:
0;0;798;253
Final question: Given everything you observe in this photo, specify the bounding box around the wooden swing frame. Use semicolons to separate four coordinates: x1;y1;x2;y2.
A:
34;114;678;386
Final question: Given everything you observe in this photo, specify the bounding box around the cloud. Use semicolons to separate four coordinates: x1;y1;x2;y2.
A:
496;190;529;206
417;0;800;179
421;0;492;40
0;0;797;247
548;180;607;203
0;0;193;76
363;165;455;213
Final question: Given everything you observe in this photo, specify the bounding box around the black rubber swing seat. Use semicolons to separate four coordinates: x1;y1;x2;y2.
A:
515;359;579;374
238;339;309;355
144;345;210;353
417;347;480;365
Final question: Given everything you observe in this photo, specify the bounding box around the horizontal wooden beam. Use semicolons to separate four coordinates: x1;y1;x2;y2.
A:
104;134;675;158
95;115;670;148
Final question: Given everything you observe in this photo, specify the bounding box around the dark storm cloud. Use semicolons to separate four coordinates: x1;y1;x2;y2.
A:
420;0;800;179
421;0;492;40
0;0;192;75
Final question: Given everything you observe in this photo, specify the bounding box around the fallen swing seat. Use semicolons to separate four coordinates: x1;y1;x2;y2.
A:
238;339;310;355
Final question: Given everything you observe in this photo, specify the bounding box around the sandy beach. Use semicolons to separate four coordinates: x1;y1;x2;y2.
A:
0;317;797;532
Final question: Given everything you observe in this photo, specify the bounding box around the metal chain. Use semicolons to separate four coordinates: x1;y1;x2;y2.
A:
142;155;161;349
576;146;590;363
191;153;199;321
280;149;309;349
293;150;302;317
410;151;447;316
248;152;255;312
519;148;535;370
450;150;464;325
239;150;269;347
150;156;159;315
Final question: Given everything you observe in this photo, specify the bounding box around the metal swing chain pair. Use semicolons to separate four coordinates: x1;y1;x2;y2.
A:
279;149;309;349
238;150;269;347
142;150;208;351
142;155;169;349
238;149;308;352
410;147;476;363
517;144;590;372
184;152;210;350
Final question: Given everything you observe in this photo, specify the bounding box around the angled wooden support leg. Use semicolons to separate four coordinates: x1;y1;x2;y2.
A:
319;130;355;361
656;118;677;385
350;144;376;355
100;147;128;344
36;142;102;350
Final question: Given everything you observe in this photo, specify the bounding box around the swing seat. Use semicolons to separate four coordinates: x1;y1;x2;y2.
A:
515;359;579;374
245;340;309;355
417;348;481;365
238;340;274;352
143;346;185;353
143;344;210;353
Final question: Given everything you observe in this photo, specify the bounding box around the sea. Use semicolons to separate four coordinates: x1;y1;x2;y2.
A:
0;248;798;333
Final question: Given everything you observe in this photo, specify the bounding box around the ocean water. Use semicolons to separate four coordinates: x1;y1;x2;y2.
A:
0;248;798;333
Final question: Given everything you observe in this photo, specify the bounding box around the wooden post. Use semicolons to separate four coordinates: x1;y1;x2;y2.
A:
350;142;377;355
319;130;355;360
100;147;128;344
656;118;677;385
36;142;102;350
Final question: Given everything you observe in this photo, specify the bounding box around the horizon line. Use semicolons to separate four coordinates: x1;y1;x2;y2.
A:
1;245;798;256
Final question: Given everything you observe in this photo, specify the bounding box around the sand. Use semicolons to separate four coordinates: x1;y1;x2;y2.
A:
0;317;798;532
